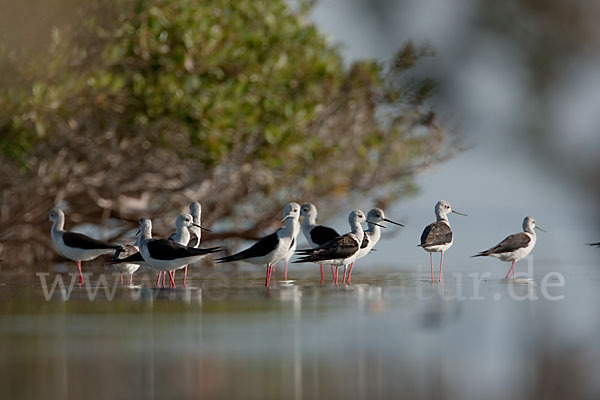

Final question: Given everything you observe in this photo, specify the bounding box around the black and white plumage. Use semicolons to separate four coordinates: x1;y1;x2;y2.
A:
344;208;404;283
216;203;301;287
112;244;141;285
419;200;467;282
472;216;543;279
300;202;340;282
295;210;383;283
357;208;404;260
49;208;120;284
279;203;302;281
137;217;220;272
187;201;202;249
300;203;340;247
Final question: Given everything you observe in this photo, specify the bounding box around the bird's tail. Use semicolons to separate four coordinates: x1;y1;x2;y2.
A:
215;250;247;263
471;250;491;258
195;246;222;255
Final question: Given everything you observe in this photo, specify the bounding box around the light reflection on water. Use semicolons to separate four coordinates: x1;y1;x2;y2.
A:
0;263;599;399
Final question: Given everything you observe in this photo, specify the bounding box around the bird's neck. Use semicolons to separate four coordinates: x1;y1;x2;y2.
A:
52;216;65;234
190;226;201;242
436;212;449;224
280;217;299;238
172;225;190;245
524;225;536;236
366;223;381;241
301;215;316;230
140;226;152;242
350;221;365;243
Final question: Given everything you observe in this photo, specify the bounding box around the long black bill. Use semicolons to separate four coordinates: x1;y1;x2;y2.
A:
383;218;404;227
367;220;386;228
193;223;211;232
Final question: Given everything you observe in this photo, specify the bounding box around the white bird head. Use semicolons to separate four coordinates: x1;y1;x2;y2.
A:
349;209;367;225
139;217;152;238
300;203;317;218
176;212;210;231
49;208;64;222
523;216;545;233
190;201;202;222
434;200;467;220
282;202;301;222
366;208;404;227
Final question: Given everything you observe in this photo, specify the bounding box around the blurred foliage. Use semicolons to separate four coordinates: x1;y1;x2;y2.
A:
0;0;451;266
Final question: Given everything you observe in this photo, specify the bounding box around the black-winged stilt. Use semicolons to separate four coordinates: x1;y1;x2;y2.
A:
300;203;340;283
472;216;544;279
216;203;300;287
135;217;220;283
49;208;120;285
419;200;467;282
295;210;384;284
345;208;404;283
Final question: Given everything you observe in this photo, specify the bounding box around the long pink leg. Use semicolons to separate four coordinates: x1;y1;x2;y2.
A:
77;261;84;285
320;264;324;283
331;266;335;281
162;272;166;287
129;274;133;285
430;253;434;283
156;272;161;287
183;265;188;287
505;261;515;280
342;265;348;284
439;251;444;282
120;273;124;285
265;265;272;287
335;266;339;285
284;261;288;281
168;271;176;288
347;263;354;283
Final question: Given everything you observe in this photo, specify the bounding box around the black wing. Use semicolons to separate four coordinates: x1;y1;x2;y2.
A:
473;233;531;257
112;245;145;264
360;233;370;249
419;222;452;247
295;234;358;263
310;225;340;246
63;231;120;250
147;239;220;260
216;233;279;263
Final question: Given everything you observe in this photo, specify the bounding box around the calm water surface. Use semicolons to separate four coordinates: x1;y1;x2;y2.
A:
1;261;599;400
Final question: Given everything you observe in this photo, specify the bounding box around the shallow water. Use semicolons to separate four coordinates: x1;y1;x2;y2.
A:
1;261;599;400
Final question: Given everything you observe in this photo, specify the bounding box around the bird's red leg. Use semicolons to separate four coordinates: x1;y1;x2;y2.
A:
168;271;175;288
342;265;348;284
120;273;123;286
129;274;133;285
347;263;354;283
335;266;339;285
284;261;288;281
162;272;166;287
183;265;188;287
265;265;272;287
505;261;515;280
430;253;434;283
156;272;161;287
439;251;444;282
331;265;335;281
77;261;84;285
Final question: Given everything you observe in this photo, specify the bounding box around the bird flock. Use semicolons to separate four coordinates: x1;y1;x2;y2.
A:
49;200;544;288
